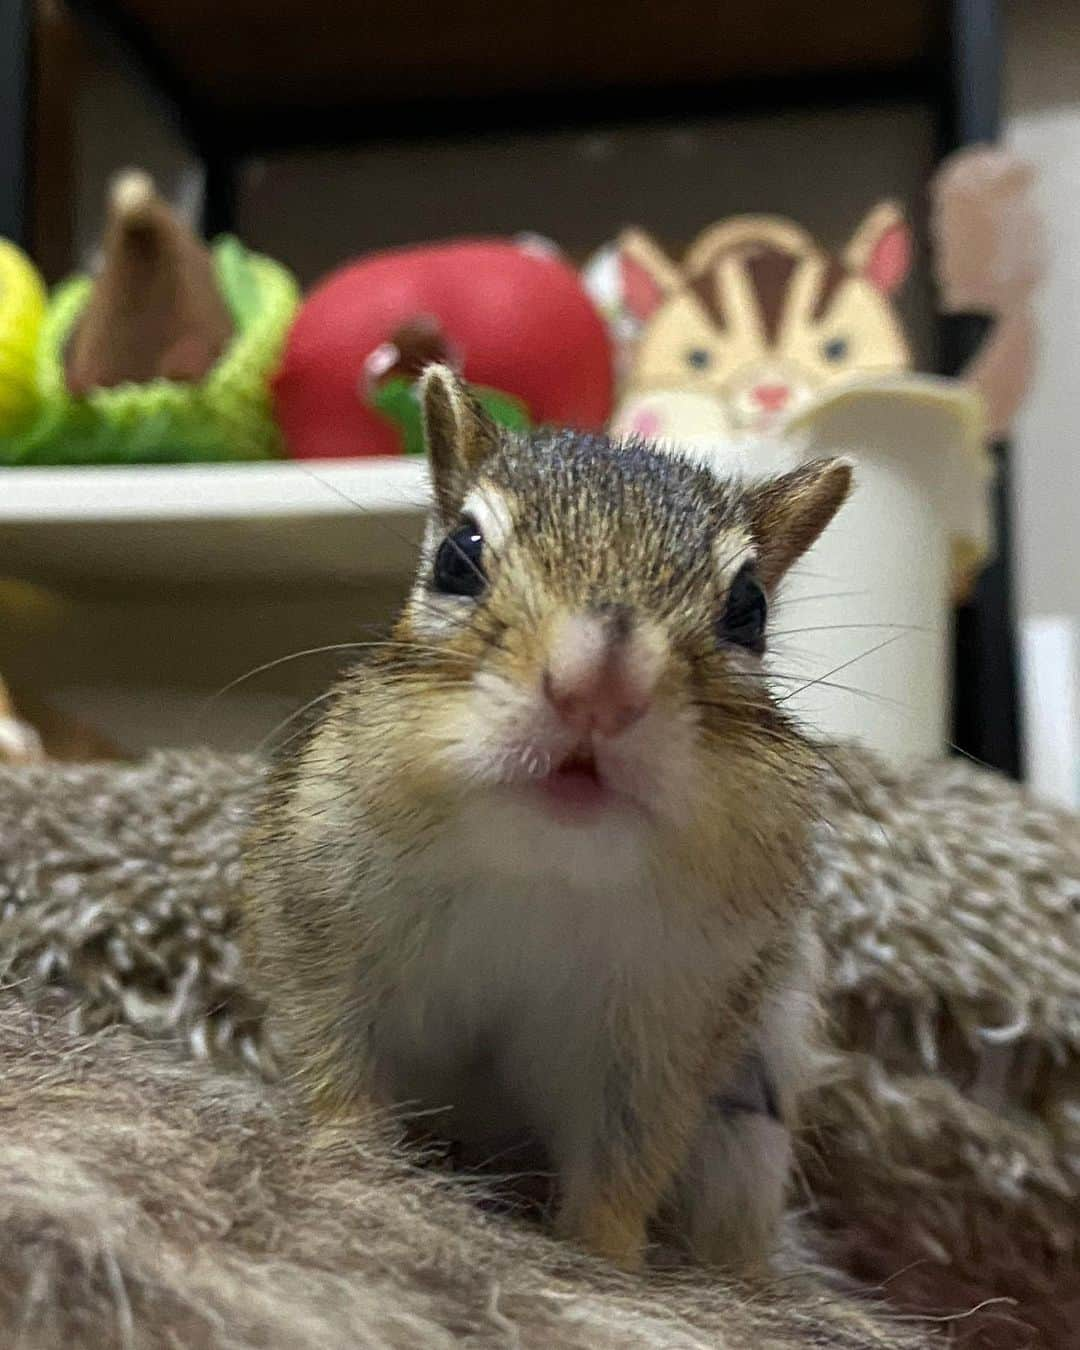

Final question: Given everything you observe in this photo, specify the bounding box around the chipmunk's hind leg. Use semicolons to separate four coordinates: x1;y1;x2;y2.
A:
663;1053;792;1271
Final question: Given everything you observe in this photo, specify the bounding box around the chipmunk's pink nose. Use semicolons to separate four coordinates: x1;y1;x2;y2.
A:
545;666;649;738
752;383;790;412
543;608;659;738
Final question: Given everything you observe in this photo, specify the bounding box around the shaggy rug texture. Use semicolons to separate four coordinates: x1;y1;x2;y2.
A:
0;747;1078;1347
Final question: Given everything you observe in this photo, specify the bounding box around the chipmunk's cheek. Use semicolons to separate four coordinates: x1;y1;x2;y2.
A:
433;670;550;789
601;707;700;822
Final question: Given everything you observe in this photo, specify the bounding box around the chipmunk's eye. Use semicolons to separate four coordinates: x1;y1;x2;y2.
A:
433;520;486;598
822;336;849;363
686;347;712;371
717;563;767;654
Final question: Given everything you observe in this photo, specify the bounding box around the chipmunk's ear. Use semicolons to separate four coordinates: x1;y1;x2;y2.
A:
746;458;853;589
421;363;500;520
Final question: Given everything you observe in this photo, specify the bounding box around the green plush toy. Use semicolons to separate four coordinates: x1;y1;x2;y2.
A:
0;172;298;466
360;314;532;455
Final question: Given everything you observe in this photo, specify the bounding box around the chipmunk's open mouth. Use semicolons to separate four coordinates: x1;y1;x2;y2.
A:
534;744;618;822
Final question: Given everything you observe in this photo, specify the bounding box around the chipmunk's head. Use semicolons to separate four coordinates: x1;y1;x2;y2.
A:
390;366;851;886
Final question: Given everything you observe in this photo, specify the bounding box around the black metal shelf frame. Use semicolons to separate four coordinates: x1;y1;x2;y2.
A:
0;0;1020;775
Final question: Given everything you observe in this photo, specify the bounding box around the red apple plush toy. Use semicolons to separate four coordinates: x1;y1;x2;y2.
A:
273;237;614;458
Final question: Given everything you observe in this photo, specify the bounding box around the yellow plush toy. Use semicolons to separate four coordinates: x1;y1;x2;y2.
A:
0;239;46;434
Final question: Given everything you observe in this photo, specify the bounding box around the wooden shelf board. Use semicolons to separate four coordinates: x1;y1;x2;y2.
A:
0;459;429;589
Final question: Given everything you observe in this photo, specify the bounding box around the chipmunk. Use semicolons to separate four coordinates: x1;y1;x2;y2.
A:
243;365;851;1271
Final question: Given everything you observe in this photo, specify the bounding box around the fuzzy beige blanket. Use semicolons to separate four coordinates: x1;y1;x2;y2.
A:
1;748;1078;1348
1;992;916;1350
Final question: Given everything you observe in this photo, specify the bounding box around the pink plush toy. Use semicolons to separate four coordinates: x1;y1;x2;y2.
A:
930;145;1044;442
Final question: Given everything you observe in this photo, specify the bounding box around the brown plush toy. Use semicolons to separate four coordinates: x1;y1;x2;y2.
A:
65;169;235;395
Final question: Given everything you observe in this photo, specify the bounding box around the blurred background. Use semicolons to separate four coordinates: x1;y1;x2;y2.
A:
0;0;1076;807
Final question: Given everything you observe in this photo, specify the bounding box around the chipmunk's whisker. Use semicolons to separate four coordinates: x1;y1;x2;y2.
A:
296;461;508;580
770;589;870;608
255;690;340;755
768;621;930;638
203;641;439;707
773;634;908;705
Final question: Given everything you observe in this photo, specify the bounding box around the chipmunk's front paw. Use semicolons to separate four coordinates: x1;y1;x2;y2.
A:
557;1198;646;1270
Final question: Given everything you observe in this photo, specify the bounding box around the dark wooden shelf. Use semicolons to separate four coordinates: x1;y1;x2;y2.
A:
55;0;952;156
81;0;942;113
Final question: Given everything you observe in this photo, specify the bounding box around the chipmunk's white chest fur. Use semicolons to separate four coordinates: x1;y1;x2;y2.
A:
372;795;761;1147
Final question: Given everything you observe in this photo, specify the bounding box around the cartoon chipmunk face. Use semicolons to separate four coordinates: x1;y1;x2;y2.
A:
613;205;912;442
